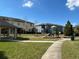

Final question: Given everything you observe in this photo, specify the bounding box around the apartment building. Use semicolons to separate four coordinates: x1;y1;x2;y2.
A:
0;16;34;34
36;23;64;34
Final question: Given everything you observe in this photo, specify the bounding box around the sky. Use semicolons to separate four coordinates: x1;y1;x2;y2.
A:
0;0;79;26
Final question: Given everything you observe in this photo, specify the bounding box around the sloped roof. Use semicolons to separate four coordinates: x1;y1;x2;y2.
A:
0;16;34;24
37;23;64;27
0;21;17;28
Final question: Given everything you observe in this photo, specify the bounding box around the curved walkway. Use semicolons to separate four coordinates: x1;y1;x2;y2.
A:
41;38;70;59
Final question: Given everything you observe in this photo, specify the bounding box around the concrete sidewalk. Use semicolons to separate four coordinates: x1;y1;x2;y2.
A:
18;40;54;43
41;38;70;59
12;40;55;43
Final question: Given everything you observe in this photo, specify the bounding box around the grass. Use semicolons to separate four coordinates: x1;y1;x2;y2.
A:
62;40;79;59
17;34;60;41
0;42;52;59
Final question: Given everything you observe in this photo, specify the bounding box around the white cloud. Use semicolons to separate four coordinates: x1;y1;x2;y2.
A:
66;0;79;10
22;0;34;8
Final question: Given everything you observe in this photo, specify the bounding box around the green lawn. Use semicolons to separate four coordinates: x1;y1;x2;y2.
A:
62;40;79;59
0;42;52;59
17;34;59;41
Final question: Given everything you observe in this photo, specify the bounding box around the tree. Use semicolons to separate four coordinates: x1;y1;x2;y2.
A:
31;27;37;34
64;20;74;36
55;27;59;37
74;25;79;36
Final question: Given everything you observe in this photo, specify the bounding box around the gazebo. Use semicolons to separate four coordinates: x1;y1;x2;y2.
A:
0;21;17;40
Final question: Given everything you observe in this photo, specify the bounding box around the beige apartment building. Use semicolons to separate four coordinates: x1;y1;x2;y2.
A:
0;16;34;34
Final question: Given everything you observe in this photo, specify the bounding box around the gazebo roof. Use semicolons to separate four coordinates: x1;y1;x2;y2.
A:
0;21;17;28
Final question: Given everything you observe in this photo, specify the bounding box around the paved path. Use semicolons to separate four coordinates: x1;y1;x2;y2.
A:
41;38;70;59
16;40;54;43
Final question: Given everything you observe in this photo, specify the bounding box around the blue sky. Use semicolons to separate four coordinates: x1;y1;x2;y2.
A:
0;0;79;25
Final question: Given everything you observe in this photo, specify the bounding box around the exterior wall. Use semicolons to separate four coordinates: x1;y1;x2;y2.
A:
35;26;43;33
8;20;34;32
25;22;34;31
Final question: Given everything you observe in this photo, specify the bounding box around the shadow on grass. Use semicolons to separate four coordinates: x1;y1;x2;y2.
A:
0;51;8;59
72;39;79;41
43;36;61;39
0;40;14;42
0;37;30;42
0;37;15;42
16;37;30;40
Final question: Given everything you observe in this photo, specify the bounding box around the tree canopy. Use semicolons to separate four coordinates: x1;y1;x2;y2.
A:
64;20;74;36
